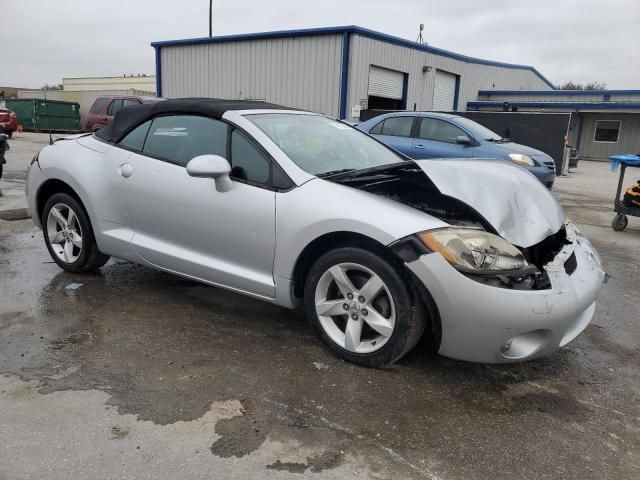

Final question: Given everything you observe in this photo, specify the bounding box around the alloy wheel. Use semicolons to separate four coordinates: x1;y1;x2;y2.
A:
314;262;396;354
46;203;83;263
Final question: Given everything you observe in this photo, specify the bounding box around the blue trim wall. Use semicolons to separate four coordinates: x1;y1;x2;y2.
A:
479;89;640;96
151;25;555;90
338;32;351;120
468;100;640;111
154;46;162;97
575;113;584;150
453;74;461;111
400;73;409;110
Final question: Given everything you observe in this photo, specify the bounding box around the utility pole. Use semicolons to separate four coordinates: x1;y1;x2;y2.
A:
209;0;213;37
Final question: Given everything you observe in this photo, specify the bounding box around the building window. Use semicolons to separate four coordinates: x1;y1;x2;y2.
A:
594;120;621;143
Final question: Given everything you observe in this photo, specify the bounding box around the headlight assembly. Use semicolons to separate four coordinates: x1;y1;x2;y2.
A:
418;228;528;272
508;153;535;167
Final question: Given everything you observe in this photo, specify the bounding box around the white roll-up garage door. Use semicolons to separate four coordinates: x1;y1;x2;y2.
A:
432;70;457;111
368;66;405;100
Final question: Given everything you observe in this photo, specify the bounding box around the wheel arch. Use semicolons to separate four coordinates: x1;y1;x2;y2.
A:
292;230;443;355
35;179;88;226
291;231;392;299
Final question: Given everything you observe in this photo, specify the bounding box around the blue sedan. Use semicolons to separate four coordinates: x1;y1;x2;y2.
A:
357;112;556;188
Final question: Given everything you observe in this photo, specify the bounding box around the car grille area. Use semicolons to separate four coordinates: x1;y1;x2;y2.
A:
522;226;570;271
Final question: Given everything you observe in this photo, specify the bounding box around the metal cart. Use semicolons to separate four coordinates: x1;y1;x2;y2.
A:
610;154;640;231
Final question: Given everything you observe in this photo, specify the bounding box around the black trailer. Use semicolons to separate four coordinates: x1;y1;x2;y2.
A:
0;133;8;180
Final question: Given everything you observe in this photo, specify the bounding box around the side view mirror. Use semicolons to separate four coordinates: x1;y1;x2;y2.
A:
456;135;472;146
186;154;233;192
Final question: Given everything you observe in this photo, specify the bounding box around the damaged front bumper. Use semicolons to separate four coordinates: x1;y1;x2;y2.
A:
406;225;605;363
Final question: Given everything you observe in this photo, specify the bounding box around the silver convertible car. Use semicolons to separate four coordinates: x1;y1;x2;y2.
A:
26;99;605;367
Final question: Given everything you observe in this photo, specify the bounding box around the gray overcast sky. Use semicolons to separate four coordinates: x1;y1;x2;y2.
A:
2;0;639;89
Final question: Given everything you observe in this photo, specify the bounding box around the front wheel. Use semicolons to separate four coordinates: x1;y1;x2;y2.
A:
43;193;110;273
304;247;426;367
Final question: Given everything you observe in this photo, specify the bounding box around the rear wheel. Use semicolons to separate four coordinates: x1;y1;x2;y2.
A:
304;247;426;367
43;193;110;273
612;213;628;231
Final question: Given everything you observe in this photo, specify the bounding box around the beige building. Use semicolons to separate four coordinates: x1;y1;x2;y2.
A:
63;75;156;93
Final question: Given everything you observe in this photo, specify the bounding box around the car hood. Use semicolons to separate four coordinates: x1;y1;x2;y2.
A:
414;159;564;247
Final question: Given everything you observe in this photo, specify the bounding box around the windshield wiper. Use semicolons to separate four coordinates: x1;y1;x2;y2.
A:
317;168;358;178
485;137;510;143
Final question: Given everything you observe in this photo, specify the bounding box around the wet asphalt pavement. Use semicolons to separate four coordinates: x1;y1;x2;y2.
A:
1;135;639;479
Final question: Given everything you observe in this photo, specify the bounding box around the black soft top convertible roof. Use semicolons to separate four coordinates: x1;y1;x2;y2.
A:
95;98;295;143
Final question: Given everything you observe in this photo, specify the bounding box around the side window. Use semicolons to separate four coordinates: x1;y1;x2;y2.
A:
107;99;123;116
418;118;466;144
380;117;414;137
369;120;384;135
123;99;140;108
90;98;109;114
230;129;271;184
594;120;620;142
118;120;152;151
142;115;228;167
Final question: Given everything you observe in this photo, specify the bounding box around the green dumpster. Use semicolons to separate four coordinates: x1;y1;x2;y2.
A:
3;99;81;132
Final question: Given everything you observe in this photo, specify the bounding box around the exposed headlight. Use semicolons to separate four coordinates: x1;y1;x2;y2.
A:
508;153;535;167
418;228;528;271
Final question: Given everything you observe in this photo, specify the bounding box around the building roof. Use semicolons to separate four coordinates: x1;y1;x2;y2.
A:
479;89;640;96
467;100;640;112
151;25;554;89
95;98;293;143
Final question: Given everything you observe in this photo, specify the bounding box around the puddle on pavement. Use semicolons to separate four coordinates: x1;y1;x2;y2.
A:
1;223;639;479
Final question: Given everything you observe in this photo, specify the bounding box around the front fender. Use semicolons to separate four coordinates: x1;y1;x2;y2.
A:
274;178;447;280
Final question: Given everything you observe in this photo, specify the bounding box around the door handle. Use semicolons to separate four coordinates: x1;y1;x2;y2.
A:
119;163;133;178
414;144;425;149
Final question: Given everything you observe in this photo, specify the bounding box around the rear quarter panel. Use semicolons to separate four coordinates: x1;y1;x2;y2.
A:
35;136;130;227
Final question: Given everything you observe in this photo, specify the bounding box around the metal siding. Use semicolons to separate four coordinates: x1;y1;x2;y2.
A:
345;35;550;121
579;113;640;161
160;34;342;117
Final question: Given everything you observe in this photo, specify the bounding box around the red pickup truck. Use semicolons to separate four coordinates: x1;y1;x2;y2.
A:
0;108;17;137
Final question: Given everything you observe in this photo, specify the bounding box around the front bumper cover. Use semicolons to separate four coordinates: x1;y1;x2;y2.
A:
406;225;605;363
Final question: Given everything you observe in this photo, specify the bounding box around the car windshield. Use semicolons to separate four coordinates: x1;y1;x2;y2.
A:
453;117;504;141
246;113;403;176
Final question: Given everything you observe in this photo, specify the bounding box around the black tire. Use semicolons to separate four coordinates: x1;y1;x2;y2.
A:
0;165;3;180
612;213;628;232
42;193;110;273
304;247;426;367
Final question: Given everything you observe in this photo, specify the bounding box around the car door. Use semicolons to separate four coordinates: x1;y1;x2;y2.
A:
412;117;474;159
368;116;416;155
118;114;277;297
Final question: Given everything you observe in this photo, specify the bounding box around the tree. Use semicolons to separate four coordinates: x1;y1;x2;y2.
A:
41;84;63;90
559;81;607;90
